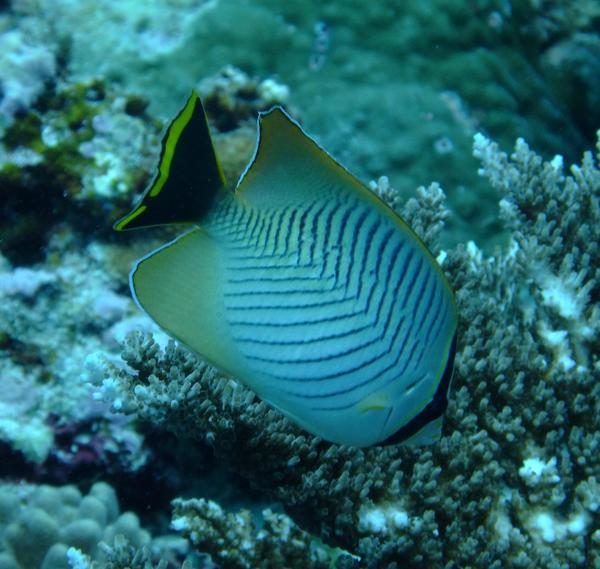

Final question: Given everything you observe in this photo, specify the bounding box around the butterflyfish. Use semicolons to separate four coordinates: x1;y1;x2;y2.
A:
115;91;458;447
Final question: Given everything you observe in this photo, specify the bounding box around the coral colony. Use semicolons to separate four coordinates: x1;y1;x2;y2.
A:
0;1;598;568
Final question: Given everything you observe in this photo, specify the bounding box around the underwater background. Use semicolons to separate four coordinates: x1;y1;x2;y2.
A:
0;0;599;568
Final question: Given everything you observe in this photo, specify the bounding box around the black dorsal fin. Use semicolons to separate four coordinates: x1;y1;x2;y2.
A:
114;91;226;230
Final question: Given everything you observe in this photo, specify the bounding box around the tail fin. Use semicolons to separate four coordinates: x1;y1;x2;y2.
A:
114;91;226;231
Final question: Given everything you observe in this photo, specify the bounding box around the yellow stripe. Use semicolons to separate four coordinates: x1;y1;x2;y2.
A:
114;205;147;230
149;92;199;198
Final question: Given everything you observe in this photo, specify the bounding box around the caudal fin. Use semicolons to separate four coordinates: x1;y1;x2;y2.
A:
114;91;226;230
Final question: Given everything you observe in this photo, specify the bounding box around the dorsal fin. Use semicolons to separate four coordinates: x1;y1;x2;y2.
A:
236;106;368;207
235;106;406;219
114;91;226;230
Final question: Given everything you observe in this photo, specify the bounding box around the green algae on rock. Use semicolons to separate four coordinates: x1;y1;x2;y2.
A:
0;80;160;265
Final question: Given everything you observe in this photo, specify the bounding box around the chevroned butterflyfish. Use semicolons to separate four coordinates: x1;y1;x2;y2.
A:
115;91;458;447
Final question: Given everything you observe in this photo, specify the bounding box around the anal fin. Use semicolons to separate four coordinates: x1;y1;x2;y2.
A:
130;228;242;375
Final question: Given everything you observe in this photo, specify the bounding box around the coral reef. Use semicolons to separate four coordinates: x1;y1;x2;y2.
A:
512;0;600;154
0;62;291;266
197;66;291;185
0;78;160;264
99;132;600;568
0;62;291;509
0;3;598;567
170;498;357;569
14;0;598;248
0;8;59;128
0;236;153;473
197;65;290;132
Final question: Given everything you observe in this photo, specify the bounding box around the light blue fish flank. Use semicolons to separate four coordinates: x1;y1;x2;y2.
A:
115;92;458;447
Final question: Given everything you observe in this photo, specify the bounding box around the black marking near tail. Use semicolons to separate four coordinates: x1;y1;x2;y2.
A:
114;91;226;230
380;333;457;446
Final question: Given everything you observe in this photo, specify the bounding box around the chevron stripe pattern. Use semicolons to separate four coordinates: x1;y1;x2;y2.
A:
210;187;454;425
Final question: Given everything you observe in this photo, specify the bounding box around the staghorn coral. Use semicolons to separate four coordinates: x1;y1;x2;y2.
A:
170;498;357;569
100;132;600;568
471;132;600;372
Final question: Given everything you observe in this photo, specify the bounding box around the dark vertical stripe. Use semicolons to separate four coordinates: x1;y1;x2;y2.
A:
354;218;381;300
429;295;448;344
212;197;234;231
399;339;419;375
416;272;435;334
396;248;415;294
308;200;330;264
282;209;298;255
423;287;442;343
317;201;342;278
222;204;250;241
270;205;292;256
296;200;320;263
335;203;355;245
244;207;258;239
344;208;370;289
394;317;412;368
362;227;394;316
404;261;428;345
332;203;356;282
258;209;278;255
412;342;427;371
373;241;404;336
249;212;266;246
222;200;244;234
401;256;424;310
321;201;342;252
373;229;394;281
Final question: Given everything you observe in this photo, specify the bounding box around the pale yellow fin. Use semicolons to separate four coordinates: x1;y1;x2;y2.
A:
236;107;381;210
130;228;243;376
402;417;444;446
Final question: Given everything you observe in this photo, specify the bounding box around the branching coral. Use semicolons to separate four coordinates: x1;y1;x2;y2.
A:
472;133;600;372
101;132;600;568
170;498;357;569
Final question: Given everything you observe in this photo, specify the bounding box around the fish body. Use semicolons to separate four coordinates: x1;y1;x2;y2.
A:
116;92;457;447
